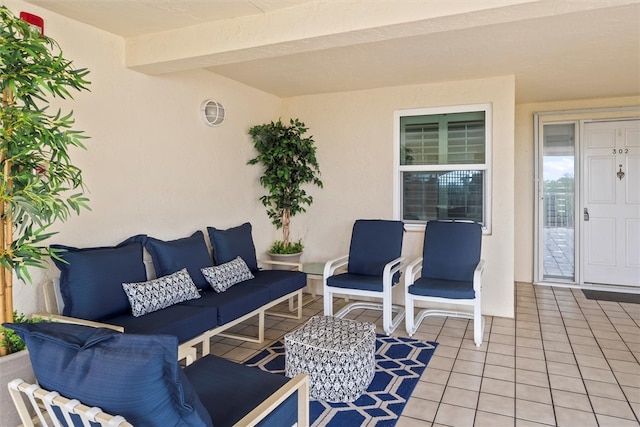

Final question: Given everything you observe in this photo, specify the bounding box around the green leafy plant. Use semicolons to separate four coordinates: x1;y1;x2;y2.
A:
248;119;322;254
0;311;40;355
269;239;304;255
0;6;91;324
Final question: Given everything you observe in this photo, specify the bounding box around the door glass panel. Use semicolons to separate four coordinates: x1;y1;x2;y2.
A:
542;123;575;281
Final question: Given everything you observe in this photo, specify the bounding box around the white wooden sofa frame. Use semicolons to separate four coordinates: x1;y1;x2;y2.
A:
38;259;305;364
8;373;310;427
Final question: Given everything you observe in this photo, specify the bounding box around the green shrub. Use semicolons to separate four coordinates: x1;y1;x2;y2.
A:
269;239;304;254
0;311;40;354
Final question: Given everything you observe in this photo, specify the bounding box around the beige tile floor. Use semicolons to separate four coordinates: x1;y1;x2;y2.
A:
209;282;640;426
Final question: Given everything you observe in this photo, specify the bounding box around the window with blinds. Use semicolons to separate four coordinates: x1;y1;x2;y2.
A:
396;107;490;227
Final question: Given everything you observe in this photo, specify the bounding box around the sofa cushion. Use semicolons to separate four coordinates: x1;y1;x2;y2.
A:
184;354;296;427
207;222;258;271
51;236;147;321
145;231;213;290
182;285;271;325
250;270;307;300
201;256;255;293
4;322;213;427
106;303;218;344
348;219;404;277
123;268;201;317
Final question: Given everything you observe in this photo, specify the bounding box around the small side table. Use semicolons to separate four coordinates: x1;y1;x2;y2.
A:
301;262;325;298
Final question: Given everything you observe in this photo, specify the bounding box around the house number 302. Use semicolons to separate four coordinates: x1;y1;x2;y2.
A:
613;149;629;154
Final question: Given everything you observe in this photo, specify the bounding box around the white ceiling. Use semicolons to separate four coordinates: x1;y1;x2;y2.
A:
24;0;640;103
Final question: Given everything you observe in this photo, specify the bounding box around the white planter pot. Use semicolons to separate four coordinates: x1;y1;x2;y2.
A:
268;252;302;270
0;349;35;427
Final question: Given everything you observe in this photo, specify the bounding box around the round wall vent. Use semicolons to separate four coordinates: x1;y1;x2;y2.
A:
201;100;225;126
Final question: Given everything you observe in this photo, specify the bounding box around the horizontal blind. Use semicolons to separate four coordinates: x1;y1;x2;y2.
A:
401;112;485;165
447;119;485;164
402;122;439;165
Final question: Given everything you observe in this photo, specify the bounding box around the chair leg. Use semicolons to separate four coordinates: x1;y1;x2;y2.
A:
473;301;483;346
323;290;333;316
405;296;415;337
382;297;405;335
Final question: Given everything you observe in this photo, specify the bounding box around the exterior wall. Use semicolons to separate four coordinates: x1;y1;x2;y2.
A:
514;96;640;284
283;76;516;317
7;0;283;314
14;0;637;320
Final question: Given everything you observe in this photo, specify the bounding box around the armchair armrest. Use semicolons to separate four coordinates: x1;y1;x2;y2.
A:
234;373;309;427
323;254;349;280
32;313;124;333
473;259;485;292
405;257;423;286
382;256;405;288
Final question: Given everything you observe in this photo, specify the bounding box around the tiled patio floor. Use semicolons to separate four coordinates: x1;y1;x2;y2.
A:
210;282;640;426
543;227;574;280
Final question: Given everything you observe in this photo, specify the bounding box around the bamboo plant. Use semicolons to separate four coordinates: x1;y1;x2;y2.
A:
0;6;90;330
248;119;322;254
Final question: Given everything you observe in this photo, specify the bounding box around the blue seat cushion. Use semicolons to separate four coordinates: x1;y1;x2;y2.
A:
326;272;386;292
250;270;307;299
145;231;213;290
422;221;482;282
51;236;147;321
347;220;404;276
106;304;218;344
4;322;212;427
182;285;271;325
207;223;258;271
184;354;296;427
409;277;475;299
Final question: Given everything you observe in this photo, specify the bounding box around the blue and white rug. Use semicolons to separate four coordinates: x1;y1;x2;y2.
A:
244;334;438;427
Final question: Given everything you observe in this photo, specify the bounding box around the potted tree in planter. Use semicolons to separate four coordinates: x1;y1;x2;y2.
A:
0;6;90;424
248;118;322;263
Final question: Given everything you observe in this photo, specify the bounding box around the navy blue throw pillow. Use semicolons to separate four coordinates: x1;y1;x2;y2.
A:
51;236;147;321
207;223;258;272
145;231;213;290
4;322;213;427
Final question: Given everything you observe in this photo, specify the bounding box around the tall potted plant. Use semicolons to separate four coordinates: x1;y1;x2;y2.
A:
0;6;90;330
248;119;322;261
1;7;90;424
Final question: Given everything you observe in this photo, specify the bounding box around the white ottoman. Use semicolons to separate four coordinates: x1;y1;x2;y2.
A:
284;315;376;402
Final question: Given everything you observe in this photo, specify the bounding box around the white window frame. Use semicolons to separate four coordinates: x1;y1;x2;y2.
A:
393;103;492;233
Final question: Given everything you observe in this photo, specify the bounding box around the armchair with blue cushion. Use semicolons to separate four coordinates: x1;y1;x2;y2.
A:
323;219;405;335
5;322;309;427
405;220;485;346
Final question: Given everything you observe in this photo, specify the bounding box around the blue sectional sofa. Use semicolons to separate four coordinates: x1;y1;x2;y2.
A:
7;322;309;427
42;223;307;360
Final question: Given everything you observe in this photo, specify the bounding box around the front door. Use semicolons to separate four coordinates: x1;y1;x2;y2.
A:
582;120;640;287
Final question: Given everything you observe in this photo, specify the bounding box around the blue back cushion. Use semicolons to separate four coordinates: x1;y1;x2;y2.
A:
145;231;213;290
347;220;404;276
207;223;258;272
423;221;482;282
5;322;213;427
51;236;147;321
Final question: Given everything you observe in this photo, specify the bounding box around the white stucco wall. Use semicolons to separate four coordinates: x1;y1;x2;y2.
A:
5;0;283;314
282;76;516;317
5;0;565;320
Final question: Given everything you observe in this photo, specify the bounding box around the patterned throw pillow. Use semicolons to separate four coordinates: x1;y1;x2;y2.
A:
122;268;201;317
201;257;255;293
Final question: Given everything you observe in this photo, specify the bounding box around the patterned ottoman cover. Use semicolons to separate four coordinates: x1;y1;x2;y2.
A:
284;315;376;402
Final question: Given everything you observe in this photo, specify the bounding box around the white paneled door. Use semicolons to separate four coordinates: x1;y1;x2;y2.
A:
582;120;640;287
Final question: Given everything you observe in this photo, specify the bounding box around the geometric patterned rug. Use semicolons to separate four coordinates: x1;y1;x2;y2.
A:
243;335;438;426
